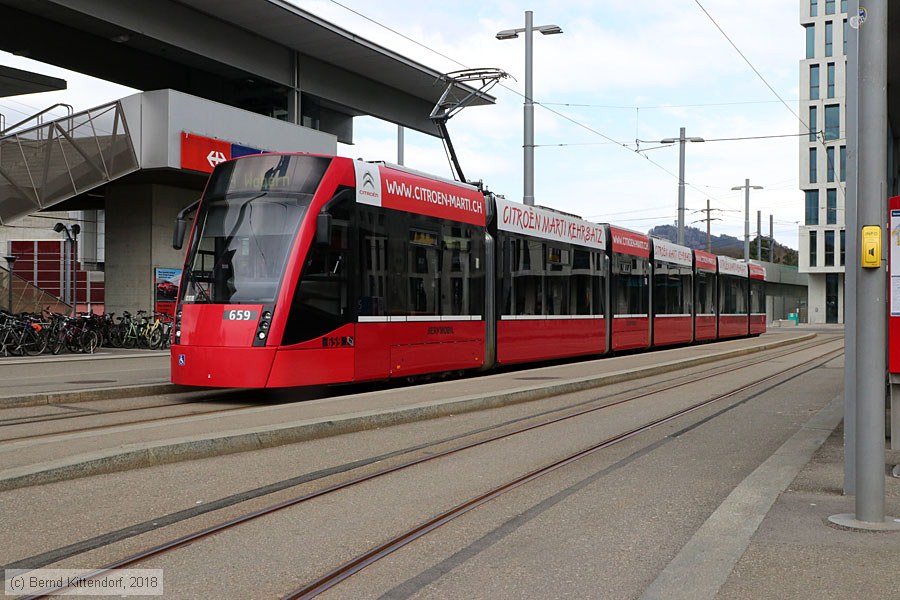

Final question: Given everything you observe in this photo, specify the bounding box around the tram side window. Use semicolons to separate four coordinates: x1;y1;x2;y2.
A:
386;216;409;315
720;277;749;314
546;245;570;315
408;228;440;315
284;193;351;344
499;236;515;315
595;253;607;316
358;206;387;316
737;278;749;313
654;263;692;316
571;249;604;316
750;280;765;313
653;262;676;315
500;234;605;317
379;212;484;318
509;237;544;315
695;271;715;314
721;277;735;314
613;254;649;316
440;223;484;317
679;267;693;314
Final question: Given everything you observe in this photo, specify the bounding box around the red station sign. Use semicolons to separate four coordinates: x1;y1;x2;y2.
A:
181;132;232;173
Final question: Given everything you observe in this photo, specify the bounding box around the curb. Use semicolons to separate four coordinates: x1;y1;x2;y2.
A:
0;333;818;491
0;383;189;409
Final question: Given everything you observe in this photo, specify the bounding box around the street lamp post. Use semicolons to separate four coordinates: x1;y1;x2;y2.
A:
660;128;704;245
731;179;763;260
3;255;16;313
497;11;562;207
54;222;80;310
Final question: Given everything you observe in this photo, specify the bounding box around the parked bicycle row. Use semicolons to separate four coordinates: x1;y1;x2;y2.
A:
0;308;173;356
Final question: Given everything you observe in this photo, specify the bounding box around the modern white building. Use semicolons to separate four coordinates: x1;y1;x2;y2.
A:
799;0;849;323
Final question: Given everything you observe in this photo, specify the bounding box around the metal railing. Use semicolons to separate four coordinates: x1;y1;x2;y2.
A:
0;103;74;137
1;265;71;315
0;100;139;225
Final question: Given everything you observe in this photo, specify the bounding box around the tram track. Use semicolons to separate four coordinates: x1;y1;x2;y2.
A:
0;386;338;444
0;334;837;446
12;336;843;598
0;400;262;444
285;344;845;599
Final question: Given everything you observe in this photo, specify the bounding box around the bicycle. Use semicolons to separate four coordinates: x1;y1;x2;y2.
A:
143;312;174;350
63;315;100;354
115;310;149;349
0;311;48;356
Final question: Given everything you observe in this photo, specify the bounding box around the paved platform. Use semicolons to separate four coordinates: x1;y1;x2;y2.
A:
0;347;174;408
3;325;899;599
0;332;816;489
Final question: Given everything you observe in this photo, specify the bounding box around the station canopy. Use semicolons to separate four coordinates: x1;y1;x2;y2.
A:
0;65;66;99
0;0;494;138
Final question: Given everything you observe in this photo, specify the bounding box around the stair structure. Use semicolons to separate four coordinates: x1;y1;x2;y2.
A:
0;100;139;225
1;265;70;315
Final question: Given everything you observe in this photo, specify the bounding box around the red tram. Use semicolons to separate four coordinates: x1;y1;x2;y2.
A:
171;153;766;388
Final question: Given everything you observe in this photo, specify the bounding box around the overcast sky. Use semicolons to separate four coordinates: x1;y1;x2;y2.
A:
0;0;806;248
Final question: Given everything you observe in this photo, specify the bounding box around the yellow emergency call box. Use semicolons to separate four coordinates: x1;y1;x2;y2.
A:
861;225;882;268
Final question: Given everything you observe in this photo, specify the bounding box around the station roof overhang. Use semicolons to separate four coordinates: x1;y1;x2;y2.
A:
0;0;495;138
182;0;494;111
0;65;65;99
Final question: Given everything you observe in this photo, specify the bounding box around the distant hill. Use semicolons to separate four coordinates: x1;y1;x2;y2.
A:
647;225;798;266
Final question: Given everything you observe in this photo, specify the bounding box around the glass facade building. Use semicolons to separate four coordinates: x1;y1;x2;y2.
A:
799;1;846;324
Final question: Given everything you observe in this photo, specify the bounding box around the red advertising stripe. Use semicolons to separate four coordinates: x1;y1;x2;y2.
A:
181;132;231;173
609;226;650;258
379;167;486;226
749;263;766;279
694;250;718;272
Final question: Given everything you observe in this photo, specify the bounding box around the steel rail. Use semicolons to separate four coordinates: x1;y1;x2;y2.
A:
0;403;257;444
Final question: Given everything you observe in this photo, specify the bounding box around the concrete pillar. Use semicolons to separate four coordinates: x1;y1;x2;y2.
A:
105;184;196;315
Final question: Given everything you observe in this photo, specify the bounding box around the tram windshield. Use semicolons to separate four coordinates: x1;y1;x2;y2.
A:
180;154;331;304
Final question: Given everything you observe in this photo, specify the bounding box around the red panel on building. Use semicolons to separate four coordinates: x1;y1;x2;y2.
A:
181;132;231;173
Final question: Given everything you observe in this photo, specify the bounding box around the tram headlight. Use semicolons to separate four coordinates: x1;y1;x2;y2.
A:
260;321;269;330
262;311;272;320
257;331;266;340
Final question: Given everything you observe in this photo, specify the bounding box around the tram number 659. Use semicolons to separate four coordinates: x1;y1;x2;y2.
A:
223;309;258;321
